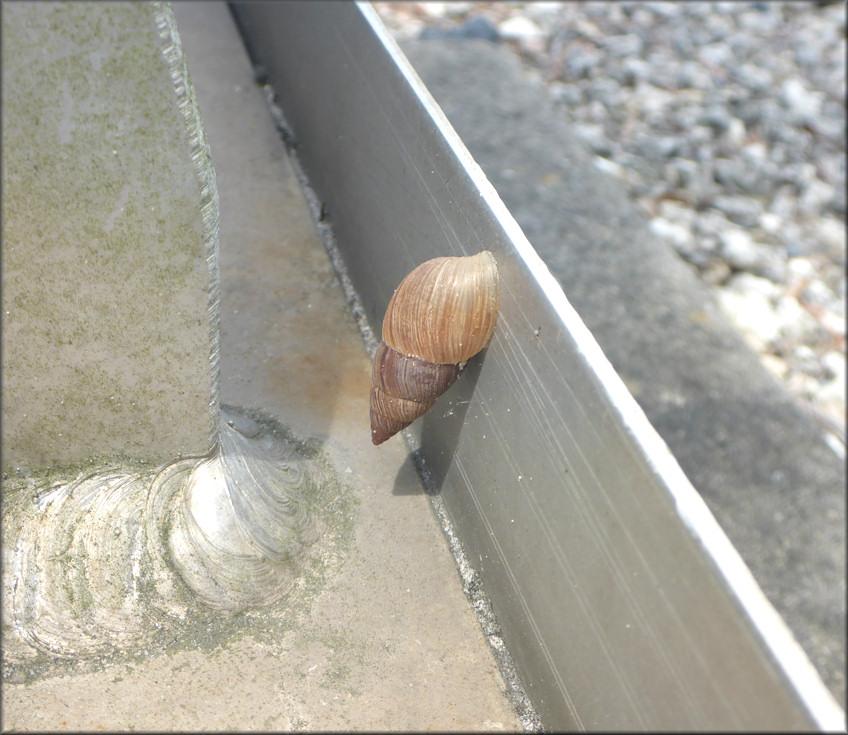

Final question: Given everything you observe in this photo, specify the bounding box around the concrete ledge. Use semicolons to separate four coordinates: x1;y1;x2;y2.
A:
1;1;218;474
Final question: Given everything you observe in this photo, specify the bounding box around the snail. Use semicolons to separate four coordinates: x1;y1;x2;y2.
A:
370;250;500;445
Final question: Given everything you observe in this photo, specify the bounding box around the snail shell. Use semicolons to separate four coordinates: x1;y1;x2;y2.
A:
370;250;499;445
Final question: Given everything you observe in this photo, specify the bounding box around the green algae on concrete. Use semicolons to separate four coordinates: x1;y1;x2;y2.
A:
1;1;219;475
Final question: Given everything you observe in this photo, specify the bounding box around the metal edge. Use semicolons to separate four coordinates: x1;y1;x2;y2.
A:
353;7;844;727
228;1;845;729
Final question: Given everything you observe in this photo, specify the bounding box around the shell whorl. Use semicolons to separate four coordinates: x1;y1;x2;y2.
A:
382;250;499;365
371;251;499;445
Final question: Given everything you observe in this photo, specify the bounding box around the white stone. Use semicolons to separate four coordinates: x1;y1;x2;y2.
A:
801;278;839;311
650;217;694;251
443;2;474;16
817;217;846;254
816;376;846;407
635;82;675;116
593;156;624;178
525;2;565;16
822;351;846;383
819;309;846;337
717;285;780;351
775;295;821;341
761;353;789;379
726;117;747;147
781;78;823;120
497;15;545;40
719;228;759;269
421;3;448;18
658;199;697;226
800;178;836;213
742;141;768;161
786;256;818;281
759;212;783;235
727;272;780;301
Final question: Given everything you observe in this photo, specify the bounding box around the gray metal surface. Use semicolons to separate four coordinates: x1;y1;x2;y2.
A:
229;2;844;730
399;37;845;705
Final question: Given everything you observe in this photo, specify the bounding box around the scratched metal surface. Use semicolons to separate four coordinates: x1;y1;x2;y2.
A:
229;2;843;730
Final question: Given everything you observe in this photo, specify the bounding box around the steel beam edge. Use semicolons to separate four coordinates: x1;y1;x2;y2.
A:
227;2;845;730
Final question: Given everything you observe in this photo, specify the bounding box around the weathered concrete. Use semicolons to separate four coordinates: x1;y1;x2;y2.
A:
1;1;218;474
400;37;846;705
0;4;523;730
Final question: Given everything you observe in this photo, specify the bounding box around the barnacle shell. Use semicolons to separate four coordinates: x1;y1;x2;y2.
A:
371;251;499;445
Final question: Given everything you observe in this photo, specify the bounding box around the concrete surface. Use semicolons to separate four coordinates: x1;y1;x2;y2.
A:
1;2;216;473
399;37;846;705
0;4;522;730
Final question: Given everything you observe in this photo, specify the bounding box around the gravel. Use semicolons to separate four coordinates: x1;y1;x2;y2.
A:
374;1;846;453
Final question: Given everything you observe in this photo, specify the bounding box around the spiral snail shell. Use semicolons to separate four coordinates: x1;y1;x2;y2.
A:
370;250;500;445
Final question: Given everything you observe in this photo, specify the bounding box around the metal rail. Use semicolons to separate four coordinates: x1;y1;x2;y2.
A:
229;2;844;730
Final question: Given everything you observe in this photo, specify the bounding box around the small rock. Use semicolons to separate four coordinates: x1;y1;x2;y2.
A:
586;76;624;108
524;2;565;19
786;371;820;400
562;44;603;80
735;62;774;92
697;41;733;67
778;221;806;258
822;350;846;383
780;77;824;124
801;278;839;312
769;186;799;219
441;2;474;16
717;281;780;351
635;82;675;117
592;156;625;178
786;256;819;281
675;60;713;89
816;376;846;408
725;117;747;147
727;271;781;301
792;344;821;374
818;309;846;338
759;212;784;235
603;34;644;58
715;226;785;281
699;258;732;286
458;16;501;42
421;3;449;18
573;123;610;155
650;217;694;253
697;106;732;132
619;57;651;85
798;179;836;215
657;199;697;226
695;207;734;237
761;353;789;379
549;82;583;106
713;157;777;196
815;217;847;257
711;196;763;227
419;16;500;42
775;295;823;341
718;228;758;267
497;15;545;41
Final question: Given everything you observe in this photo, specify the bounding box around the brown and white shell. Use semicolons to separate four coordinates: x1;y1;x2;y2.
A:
370;250;499;445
